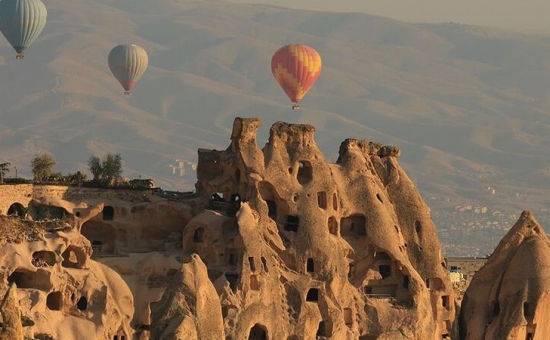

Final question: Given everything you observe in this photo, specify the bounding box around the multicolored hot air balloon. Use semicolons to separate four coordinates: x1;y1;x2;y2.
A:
108;44;148;95
0;0;47;60
271;44;322;110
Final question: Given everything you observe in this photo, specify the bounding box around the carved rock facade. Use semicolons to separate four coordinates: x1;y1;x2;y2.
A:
152;117;456;339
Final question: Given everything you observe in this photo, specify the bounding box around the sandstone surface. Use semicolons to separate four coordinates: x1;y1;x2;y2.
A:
151;117;456;339
0;117;459;339
459;211;550;340
0;217;133;340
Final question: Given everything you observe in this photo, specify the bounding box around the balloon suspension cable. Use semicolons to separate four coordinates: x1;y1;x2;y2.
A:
15;54;24;60
124;91;132;96
292;103;300;110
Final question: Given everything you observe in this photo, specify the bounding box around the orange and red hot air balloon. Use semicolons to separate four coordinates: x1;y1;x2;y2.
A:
271;44;322;110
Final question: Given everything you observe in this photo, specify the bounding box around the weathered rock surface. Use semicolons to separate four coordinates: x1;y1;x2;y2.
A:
0;283;23;340
0;217;134;340
150;117;456;339
150;254;224;340
0;117;460;339
459;211;550;340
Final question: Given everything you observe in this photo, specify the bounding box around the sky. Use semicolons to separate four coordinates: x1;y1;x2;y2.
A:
223;0;550;34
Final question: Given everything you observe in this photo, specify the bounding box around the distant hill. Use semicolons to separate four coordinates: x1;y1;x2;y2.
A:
1;0;550;217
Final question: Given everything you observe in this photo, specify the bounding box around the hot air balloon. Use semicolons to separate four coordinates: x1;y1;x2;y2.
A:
0;0;47;60
271;44;322;110
108;44;148;95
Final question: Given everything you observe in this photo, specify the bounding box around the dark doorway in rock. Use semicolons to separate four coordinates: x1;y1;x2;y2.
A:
297;161;313;185
316;321;326;337
248;324;267;340
340;214;366;237
266;200;277;219
46;291;63;311
77;296;87;310
307;258;314;273
81;221;116;255
103;206;114;221
226;273;239;292
7;202;25;217
193;227;204;243
284;215;299;232
328;216;338;235
379;265;391;279
317;191;327;209
8;269;51;291
306;288;319;301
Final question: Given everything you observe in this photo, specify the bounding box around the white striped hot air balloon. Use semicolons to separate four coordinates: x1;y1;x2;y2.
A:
108;44;148;95
0;0;48;60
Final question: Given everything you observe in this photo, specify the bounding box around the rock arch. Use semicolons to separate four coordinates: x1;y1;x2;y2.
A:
62;245;86;269
7;202;25;217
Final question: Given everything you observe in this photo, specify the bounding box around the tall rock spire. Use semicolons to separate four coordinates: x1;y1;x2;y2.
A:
459;211;550;340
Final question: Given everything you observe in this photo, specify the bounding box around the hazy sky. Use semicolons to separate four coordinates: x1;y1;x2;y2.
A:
224;0;550;33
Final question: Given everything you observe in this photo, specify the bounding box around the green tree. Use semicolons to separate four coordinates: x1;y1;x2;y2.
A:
103;153;123;179
0;162;10;183
87;153;123;182
88;156;102;181
31;154;56;181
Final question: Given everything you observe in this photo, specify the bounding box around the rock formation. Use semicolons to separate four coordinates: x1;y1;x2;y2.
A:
0;283;23;340
0;217;134;340
459;211;550;340
0;117;459;339
150;117;456;339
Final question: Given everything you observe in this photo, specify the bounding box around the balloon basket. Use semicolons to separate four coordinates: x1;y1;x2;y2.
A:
124;91;132;96
15;54;24;60
292;104;300;110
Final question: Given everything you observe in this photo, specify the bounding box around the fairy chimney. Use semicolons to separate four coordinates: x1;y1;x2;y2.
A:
166;117;455;339
459;211;550;340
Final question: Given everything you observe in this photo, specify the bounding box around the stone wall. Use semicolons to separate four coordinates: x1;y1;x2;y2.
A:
0;184;152;216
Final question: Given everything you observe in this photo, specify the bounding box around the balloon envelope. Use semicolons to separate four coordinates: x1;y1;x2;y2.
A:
271;44;322;109
0;0;47;59
108;44;149;95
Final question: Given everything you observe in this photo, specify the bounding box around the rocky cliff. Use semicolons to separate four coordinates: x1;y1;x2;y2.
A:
151;117;456;339
0;117;458;339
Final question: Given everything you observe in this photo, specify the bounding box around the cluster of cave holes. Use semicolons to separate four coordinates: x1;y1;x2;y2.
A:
45;291;88;312
113;332;127;340
361;252;414;299
316;191;339;211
